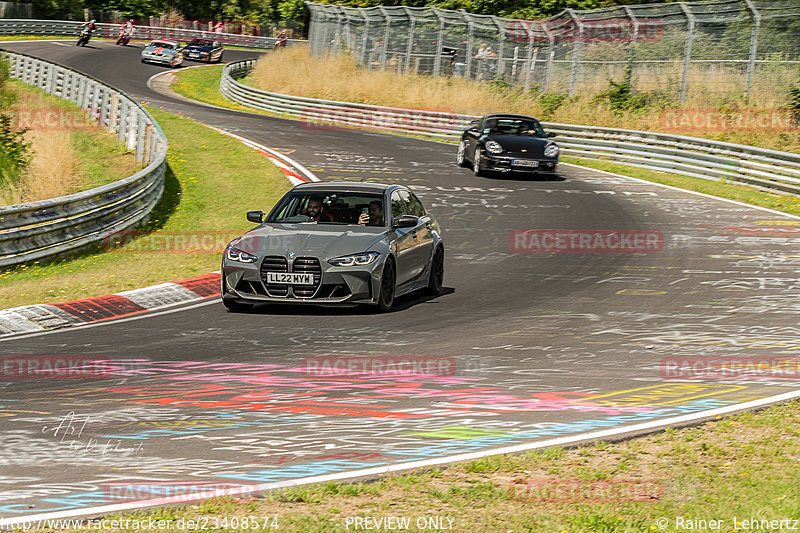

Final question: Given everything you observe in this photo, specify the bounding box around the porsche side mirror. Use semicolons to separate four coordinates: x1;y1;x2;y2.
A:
246;210;265;223
547;132;557;138
392;215;419;228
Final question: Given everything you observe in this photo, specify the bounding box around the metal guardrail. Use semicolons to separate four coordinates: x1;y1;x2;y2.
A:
0;51;168;267
0;19;303;49
221;59;800;197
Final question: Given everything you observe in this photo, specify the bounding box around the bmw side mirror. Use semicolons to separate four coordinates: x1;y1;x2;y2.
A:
468;126;479;133
393;215;419;229
246;210;265;223
547;132;557;138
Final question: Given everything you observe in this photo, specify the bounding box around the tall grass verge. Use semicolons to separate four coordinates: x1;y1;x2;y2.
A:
246;47;800;154
0;80;140;204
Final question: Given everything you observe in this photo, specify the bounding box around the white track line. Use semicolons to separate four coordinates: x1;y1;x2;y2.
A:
561;162;800;219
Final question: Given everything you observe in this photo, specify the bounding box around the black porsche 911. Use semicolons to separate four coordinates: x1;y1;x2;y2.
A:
181;38;224;62
456;113;559;177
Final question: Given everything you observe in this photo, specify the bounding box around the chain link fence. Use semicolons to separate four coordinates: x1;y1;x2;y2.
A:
306;0;800;103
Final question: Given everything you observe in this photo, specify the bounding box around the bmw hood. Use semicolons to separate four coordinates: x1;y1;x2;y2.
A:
229;224;386;259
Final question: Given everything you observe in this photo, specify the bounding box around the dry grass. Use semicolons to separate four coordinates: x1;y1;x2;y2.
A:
6;130;77;204
248;47;800;153
0;82;140;205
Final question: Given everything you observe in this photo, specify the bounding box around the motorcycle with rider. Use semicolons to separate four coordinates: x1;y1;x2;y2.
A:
76;19;96;46
116;20;134;45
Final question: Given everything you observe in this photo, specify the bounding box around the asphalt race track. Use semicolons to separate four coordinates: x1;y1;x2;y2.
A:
1;39;800;521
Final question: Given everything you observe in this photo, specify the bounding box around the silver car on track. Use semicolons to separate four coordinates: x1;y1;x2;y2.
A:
140;40;184;67
221;182;444;312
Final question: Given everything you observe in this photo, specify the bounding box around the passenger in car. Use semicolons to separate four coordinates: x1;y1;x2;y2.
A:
358;200;384;226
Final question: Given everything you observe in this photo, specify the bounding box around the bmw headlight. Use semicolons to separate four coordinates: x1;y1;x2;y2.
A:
485;140;503;154
226;247;258;263
544;143;559;158
328;251;381;267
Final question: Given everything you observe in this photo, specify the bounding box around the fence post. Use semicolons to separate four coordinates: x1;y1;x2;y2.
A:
403;7;416;74
379;6;391;70
433;8;445;78
143;123;153;165
522;21;536;91
360;14;370;66
493;15;505;80
109;93;119;134
567;9;583;97
463;11;474;79
679;2;696;104
623;6;639;90
542;21;555;93
127;106;138;152
743;0;760;99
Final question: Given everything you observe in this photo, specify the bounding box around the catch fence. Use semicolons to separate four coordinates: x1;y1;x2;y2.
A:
306;0;800;102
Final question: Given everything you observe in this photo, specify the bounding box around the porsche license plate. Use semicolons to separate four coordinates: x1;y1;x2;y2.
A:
266;272;314;285
512;160;539;167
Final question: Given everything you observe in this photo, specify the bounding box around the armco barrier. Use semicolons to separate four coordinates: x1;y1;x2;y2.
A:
0;19;301;49
0;51;168;267
220;59;800;198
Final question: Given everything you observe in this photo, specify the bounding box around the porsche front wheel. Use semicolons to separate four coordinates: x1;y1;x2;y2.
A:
456;141;469;168
473;147;483;177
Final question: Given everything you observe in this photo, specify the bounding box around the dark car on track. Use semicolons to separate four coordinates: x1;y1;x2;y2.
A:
221;181;444;313
181;38;224;63
457;113;559;177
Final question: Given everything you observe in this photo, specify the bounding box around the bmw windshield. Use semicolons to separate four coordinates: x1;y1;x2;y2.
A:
267;191;386;226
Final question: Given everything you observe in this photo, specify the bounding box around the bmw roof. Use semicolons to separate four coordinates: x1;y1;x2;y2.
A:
291;181;401;193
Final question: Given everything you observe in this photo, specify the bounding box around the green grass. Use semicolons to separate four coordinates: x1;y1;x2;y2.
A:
0;35;73;41
47;400;800;532
0;106;290;309
170;64;267;113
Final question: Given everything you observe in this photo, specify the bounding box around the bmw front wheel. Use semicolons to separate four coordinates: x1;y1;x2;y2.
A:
377;257;396;312
424;246;444;296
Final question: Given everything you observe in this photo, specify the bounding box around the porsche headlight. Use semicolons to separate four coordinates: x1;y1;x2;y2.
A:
544;143;560;158
328;251;381;267
485;140;503;154
226;246;258;263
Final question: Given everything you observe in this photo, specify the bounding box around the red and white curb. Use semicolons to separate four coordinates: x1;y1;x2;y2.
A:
0;273;220;336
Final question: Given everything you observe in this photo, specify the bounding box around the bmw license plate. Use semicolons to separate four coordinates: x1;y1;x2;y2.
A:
512;160;539;167
267;272;314;285
190;53;199;57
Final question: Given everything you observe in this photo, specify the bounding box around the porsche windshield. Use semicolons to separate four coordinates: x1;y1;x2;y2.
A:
267;191;386;226
488;118;546;137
